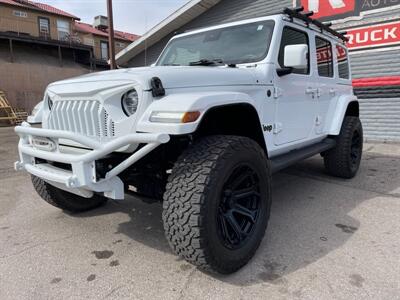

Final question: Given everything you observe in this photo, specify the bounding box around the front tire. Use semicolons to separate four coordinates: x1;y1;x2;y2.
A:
162;136;271;274
324;116;363;179
31;176;107;213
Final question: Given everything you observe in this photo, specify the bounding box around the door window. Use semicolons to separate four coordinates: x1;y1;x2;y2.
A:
38;17;50;39
278;27;310;75
316;37;334;77
336;45;350;79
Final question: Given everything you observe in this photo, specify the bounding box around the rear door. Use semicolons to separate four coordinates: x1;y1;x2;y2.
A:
273;26;317;146
314;36;336;134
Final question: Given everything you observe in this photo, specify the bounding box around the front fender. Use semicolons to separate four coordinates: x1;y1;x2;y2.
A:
327;94;358;135
136;91;257;135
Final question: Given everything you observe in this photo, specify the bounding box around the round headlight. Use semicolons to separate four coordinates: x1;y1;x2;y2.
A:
122;89;139;116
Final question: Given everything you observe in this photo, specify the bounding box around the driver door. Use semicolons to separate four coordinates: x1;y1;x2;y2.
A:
273;26;317;146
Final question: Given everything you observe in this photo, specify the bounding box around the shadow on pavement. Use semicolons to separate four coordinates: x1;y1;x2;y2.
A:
64;150;400;286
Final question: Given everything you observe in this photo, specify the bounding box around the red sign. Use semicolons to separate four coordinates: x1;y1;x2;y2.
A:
300;0;355;20
296;0;400;21
345;21;400;50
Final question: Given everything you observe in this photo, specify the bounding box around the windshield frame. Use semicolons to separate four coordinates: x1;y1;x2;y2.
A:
155;19;276;67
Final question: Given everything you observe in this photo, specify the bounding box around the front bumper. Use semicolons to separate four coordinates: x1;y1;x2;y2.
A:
14;122;170;199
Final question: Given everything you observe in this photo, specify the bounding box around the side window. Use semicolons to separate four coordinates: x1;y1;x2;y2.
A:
278;27;309;75
336;45;350;79
316;37;334;77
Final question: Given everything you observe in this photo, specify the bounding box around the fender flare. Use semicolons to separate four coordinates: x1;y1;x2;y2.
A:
327;95;359;135
136;91;259;135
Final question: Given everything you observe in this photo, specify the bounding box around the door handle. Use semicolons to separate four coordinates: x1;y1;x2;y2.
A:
305;87;318;95
329;88;337;95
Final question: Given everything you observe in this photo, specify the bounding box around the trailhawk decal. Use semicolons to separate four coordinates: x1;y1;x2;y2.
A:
295;0;400;21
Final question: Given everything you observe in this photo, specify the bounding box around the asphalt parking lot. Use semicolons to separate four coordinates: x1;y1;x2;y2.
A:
0;126;399;300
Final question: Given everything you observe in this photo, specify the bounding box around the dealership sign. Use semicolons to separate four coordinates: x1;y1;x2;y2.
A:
295;0;400;21
294;0;400;50
345;21;400;49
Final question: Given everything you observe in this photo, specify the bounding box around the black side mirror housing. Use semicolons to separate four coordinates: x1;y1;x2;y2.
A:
277;67;293;77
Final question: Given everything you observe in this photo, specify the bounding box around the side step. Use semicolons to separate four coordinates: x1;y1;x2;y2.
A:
270;138;336;174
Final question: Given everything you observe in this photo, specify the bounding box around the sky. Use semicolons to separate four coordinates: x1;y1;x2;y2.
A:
35;0;189;35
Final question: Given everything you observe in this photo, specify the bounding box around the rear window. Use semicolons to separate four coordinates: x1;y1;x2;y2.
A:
336;45;350;79
316;37;334;78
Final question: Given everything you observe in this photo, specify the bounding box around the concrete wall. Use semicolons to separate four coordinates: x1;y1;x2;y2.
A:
0;41;91;114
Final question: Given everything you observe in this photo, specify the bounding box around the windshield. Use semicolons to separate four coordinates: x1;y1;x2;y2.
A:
157;20;275;66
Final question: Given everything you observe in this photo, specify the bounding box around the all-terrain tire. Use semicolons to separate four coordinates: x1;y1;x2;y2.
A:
31;175;107;213
324;116;363;179
162;135;272;274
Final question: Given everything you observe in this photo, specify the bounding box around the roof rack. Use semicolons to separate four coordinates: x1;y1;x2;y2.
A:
283;7;349;42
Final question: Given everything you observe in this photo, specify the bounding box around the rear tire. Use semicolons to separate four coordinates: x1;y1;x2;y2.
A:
324;116;363;179
31;175;107;213
162;136;271;274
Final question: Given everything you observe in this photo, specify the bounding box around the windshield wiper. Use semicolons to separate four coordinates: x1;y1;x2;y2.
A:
189;59;225;66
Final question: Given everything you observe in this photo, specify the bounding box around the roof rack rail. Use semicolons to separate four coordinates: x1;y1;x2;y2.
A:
283;7;349;42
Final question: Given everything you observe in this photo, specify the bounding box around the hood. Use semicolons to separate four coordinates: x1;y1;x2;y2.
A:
48;66;261;93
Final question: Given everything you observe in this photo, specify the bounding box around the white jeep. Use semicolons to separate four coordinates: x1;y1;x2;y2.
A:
15;8;363;274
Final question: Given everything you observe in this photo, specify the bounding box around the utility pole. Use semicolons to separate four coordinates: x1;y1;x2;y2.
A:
107;0;117;69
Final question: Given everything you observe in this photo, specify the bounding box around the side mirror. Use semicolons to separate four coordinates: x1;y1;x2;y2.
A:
284;44;308;69
277;44;308;77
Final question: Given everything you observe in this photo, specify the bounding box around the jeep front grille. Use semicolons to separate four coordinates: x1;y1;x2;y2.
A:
48;100;115;138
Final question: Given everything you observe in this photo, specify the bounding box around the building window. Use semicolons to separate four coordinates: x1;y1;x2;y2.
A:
84;37;95;46
13;10;28;18
116;42;126;48
38;17;50;39
336;45;350;79
57;20;70;41
316;36;334;78
100;41;109;60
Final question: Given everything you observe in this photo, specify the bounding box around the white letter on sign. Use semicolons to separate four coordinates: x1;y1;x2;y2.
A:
384;27;397;39
371;30;383;42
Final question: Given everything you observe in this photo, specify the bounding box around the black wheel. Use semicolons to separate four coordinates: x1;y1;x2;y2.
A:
162;135;271;274
31;175;107;213
324;116;363;179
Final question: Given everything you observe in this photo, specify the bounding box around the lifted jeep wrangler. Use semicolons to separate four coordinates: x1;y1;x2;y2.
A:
15;8;363;274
